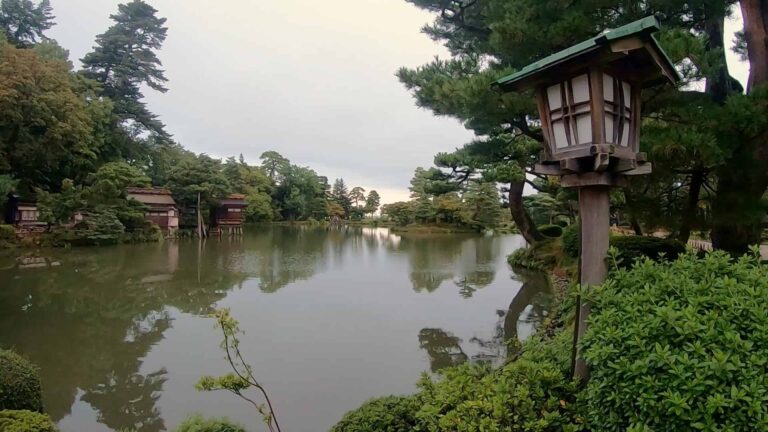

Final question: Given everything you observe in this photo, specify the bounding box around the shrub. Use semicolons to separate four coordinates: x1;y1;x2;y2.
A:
560;230;684;264
330;395;419;432
0;224;15;241
0;224;16;248
0;410;57;432
554;220;569;227
174;414;245;432
583;251;768;431
610;235;684;267
0;349;43;412
507;239;562;271
414;359;581;431
562;224;580;258
538;224;563;238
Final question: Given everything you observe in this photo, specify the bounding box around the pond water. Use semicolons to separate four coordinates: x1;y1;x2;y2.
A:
0;226;553;432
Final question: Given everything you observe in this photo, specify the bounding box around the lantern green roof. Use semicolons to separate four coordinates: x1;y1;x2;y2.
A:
492;15;678;91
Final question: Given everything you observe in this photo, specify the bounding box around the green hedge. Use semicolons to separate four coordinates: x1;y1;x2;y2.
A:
560;228;685;265
583;251;768;431
538;224;563;238
562;224;580;258
0;410;56;432
174;414;245;432
610;235;685;267
0;349;43;412
330;395;419;432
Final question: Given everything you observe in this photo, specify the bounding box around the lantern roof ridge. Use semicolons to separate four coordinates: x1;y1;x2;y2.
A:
492;15;678;91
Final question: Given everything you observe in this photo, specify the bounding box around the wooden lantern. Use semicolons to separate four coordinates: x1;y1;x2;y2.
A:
493;16;678;185
491;16;679;381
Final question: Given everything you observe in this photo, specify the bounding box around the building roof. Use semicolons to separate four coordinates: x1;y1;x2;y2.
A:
126;187;177;206
220;193;247;207
492;16;678;92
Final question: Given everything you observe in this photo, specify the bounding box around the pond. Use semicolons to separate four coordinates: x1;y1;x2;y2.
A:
0;226;553;432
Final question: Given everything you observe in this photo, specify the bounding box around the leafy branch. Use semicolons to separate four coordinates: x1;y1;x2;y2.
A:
195;309;283;432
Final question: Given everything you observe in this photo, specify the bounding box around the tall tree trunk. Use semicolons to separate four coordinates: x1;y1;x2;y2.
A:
711;2;768;254
677;170;704;243
704;17;736;103
740;0;768;92
508;180;544;245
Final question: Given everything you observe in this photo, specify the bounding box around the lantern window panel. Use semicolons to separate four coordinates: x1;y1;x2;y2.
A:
546;73;593;149
602;74;633;147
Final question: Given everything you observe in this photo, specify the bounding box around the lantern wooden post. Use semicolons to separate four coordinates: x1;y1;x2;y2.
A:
491;15;679;383
573;185;610;379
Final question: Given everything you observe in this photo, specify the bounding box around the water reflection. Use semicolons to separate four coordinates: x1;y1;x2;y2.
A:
418;329;468;372
0;227;548;432
0;242;244;429
418;269;553;371
387;233;501;297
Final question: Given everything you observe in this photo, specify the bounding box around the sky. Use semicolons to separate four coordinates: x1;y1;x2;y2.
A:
48;1;749;205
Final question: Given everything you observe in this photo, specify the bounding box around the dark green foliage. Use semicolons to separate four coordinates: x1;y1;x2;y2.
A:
0;224;16;248
69;210;125;246
174;414;245;432
562;224;580;258
583;251;768;431
0;0;54;47
415;359;580;431
0;349;43;412
610;236;685;267
538;224;563;238
0;410;57;432
381;201;413;226
330;395;420;432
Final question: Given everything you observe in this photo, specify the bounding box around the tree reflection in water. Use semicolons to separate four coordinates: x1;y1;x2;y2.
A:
418;269;553;371
0;241;248;431
0;227;539;431
418;328;469;372
387;233;501;297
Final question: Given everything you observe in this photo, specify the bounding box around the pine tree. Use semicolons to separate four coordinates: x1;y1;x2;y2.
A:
332;178;351;217
0;0;54;47
81;0;169;137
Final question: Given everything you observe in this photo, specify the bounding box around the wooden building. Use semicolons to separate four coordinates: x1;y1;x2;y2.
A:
4;193;44;228
212;194;247;235
126;187;179;234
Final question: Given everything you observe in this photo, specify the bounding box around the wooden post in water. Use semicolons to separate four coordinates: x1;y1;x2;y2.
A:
573;186;610;381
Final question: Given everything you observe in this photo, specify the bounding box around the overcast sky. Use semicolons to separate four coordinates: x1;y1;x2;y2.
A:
48;1;749;204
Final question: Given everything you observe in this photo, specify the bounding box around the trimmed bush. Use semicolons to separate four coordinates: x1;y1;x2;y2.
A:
174;414;245;432
610;235;685;267
0;349;43;412
414;359;580;431
538;224;563;238
330;395;419;432
583;251;768;431
562;224;580;258
0;410;56;432
554;220;569;227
